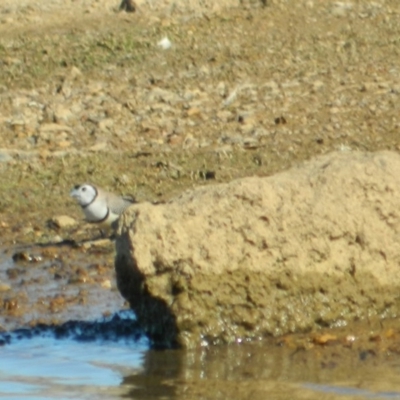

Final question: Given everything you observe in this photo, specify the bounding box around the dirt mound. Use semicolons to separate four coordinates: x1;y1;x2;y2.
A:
115;151;400;347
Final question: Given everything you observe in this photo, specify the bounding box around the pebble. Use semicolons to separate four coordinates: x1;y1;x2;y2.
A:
157;37;172;50
54;106;74;124
50;215;78;229
39;123;72;134
0;281;11;292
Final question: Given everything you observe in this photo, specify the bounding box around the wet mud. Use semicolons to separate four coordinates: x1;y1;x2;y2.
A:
0;237;126;332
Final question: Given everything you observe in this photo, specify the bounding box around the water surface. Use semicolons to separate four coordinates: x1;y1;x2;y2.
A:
2;331;400;400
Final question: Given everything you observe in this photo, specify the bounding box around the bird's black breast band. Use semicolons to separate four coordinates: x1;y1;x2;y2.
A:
82;186;98;209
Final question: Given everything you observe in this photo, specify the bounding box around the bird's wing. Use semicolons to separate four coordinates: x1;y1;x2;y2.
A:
106;191;135;215
122;194;136;204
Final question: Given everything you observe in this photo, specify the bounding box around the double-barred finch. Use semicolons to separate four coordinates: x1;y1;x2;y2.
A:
70;184;135;228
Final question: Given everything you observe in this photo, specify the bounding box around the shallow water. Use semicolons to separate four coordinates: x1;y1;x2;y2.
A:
0;336;148;399
2;330;400;400
0;243;125;331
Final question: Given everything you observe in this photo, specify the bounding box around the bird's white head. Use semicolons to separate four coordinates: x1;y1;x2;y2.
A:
70;184;97;207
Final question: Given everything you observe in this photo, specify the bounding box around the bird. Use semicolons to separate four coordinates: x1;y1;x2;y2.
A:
70;183;135;229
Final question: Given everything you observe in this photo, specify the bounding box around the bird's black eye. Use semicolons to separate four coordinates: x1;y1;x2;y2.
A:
82;187;87;192
74;184;80;190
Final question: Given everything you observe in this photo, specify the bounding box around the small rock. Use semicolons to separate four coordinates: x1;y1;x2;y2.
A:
313;333;338;345
186;107;201;117
57;140;72;148
49;235;64;244
331;2;353;17
216;81;227;97
21;227;34;236
3;57;21;66
89;142;109;152
98;118;114;131
157;37;172;50
54;106;74;124
50;215;77;229
39;123;72;133
100;279;112;289
12;252;42;263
